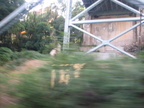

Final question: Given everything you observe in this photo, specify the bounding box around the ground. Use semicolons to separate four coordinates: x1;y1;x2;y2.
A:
0;59;47;108
12;59;47;73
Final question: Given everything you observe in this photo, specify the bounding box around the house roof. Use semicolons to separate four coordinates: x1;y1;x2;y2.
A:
82;0;143;17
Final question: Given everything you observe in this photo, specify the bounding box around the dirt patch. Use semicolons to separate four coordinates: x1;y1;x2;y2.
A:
0;93;18;108
0;59;48;108
12;59;48;74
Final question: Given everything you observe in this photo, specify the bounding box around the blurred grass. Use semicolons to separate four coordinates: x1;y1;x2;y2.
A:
2;50;50;70
1;51;142;108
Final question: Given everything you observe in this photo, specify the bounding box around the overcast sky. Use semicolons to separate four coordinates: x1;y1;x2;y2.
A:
25;0;56;10
25;0;82;9
25;0;83;14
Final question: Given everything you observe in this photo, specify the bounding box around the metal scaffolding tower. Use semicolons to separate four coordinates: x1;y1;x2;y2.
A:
63;0;144;59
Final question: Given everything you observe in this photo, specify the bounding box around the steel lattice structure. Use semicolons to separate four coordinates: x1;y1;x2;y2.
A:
63;0;144;59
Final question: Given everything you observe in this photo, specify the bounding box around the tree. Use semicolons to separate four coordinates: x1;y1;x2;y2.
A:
22;3;66;52
0;0;25;20
0;0;84;52
18;12;56;53
0;0;25;50
9;22;25;51
70;1;84;45
51;16;65;43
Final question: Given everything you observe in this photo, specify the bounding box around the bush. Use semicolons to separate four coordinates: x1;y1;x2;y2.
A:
0;49;49;69
0;47;14;65
41;43;57;54
14;50;47;60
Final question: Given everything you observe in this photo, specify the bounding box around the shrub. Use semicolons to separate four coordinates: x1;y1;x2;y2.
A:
14;50;47;60
41;43;57;54
0;47;14;65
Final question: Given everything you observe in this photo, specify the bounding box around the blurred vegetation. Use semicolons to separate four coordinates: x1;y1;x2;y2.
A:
0;0;144;108
0;47;14;65
0;52;141;108
0;0;25;21
0;0;84;53
0;47;49;69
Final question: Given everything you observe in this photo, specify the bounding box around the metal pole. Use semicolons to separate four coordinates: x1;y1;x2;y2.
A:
71;0;103;21
70;24;103;42
111;0;144;16
63;0;72;50
72;17;144;24
86;44;104;53
0;3;27;29
108;44;136;59
0;0;44;34
109;20;144;42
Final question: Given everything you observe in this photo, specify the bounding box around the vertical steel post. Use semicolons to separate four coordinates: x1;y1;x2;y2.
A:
63;0;72;50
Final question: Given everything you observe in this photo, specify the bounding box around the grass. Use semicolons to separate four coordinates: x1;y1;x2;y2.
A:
1;51;144;108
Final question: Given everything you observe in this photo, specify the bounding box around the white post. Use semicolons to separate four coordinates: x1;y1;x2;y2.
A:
63;0;72;50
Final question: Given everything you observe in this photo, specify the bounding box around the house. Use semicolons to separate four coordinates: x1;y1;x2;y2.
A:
80;0;144;53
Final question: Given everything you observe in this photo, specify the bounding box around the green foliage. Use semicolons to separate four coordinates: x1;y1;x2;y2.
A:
0;0;25;20
0;47;14;65
0;47;48;66
0;0;84;52
14;50;47;60
51;16;64;43
0;72;8;108
137;51;144;63
8;53;144;108
69;1;84;45
0;0;25;50
36;22;51;34
72;1;85;20
21;13;54;52
3;50;49;70
9;22;25;33
41;43;57;54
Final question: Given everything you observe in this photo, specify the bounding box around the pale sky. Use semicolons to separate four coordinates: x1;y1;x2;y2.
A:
25;0;83;14
25;0;56;10
25;0;82;9
25;0;54;5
